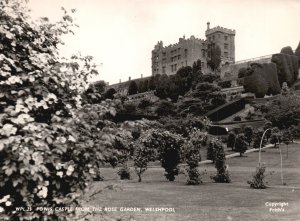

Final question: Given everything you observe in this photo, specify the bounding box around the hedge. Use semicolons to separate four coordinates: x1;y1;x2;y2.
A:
241;63;281;98
271;53;299;86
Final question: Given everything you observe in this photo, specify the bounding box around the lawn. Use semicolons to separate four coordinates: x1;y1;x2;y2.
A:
79;143;300;221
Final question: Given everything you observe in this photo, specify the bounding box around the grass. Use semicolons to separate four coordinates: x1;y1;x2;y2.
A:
80;143;300;221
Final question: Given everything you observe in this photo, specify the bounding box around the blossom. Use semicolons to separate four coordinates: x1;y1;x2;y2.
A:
56;171;63;178
6;76;22;84
1;124;17;136
66;165;74;176
37;186;48;198
0;195;10;204
11;114;34;125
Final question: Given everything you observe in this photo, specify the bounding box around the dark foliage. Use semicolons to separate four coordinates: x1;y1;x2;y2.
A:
218;80;232;89
271;53;299;86
235;134;248;156
239;63;281;98
280;46;294;55
128;80;138;95
155;100;176;116
207;44;221;71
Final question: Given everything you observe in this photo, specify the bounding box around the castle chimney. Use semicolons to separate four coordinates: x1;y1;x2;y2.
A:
207;22;210;30
119;79;121;83
128;76;131;81
141;74;143;78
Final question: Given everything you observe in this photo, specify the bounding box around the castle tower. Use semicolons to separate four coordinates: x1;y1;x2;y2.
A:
205;22;236;64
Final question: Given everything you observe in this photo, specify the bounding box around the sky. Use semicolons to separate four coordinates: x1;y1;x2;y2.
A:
28;0;300;85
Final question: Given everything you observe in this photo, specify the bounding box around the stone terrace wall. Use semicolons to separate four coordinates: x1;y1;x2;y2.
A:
220;55;272;80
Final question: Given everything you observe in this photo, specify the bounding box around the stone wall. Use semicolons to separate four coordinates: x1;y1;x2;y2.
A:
220;55;272;80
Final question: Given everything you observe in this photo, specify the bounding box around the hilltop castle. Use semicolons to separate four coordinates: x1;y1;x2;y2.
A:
151;22;235;76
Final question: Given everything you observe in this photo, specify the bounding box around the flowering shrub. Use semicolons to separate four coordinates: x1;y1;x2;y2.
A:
210;139;231;183
247;165;267;189
184;129;207;185
0;1;120;220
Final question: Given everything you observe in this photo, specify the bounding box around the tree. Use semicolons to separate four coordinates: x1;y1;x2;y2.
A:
158;131;184;181
133;146;150;182
207;44;221;72
282;130;292;159
264;121;273;141
227;132;236;150
239;63;281;97
91;80;106;94
244;126;253;146
104;88;116;99
253;130;267;149
235;134;248;156
295;41;300;64
128;80;138;95
210;139;231;183
154;74;177;100
142;79;149;92
265;94;300;128
207;141;216;162
280;46;294;55
148;76;156;90
192;59;202;74
270;127;282;148
155;100;176;116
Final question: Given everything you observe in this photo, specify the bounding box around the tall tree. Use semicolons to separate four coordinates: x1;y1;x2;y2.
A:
244;126;253;146
207;44;221;72
235;134;248;156
295;41;300;64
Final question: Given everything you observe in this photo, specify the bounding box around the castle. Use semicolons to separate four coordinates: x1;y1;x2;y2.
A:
151;22;235;76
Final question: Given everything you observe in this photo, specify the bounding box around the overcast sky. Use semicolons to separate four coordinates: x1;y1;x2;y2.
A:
28;0;300;84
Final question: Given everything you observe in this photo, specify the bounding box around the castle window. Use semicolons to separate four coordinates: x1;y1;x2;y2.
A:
224;52;228;57
202;50;205;57
162;66;166;74
178;55;181;60
208;37;211;41
184;49;188;58
224;43;228;50
162;52;166;56
212;35;215;41
224;36;228;40
174;64;177;71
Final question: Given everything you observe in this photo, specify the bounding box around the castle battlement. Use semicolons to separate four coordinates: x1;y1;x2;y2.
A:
154;36;206;51
205;26;236;36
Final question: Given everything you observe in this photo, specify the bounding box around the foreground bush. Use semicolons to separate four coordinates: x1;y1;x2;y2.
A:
0;2;120;220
